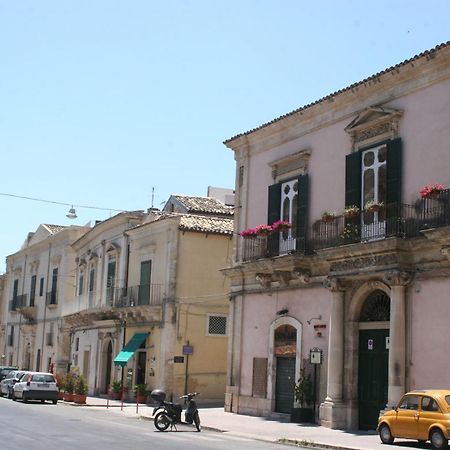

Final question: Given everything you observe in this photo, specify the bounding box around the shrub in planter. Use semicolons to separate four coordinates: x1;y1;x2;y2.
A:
292;369;314;423
111;380;123;400
73;374;88;404
134;384;148;403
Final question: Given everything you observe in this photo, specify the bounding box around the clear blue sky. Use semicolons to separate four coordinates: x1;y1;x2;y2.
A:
1;0;449;272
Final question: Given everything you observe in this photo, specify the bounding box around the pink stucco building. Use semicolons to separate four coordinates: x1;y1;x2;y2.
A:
223;42;450;430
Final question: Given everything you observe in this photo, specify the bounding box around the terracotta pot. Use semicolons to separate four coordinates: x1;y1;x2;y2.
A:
136;394;147;404
73;393;87;404
63;392;74;402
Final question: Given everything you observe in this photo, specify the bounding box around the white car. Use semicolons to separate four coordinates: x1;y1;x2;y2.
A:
12;372;58;404
0;370;27;398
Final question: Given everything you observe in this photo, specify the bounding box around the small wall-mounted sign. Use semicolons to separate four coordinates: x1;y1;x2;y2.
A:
174;356;185;363
182;345;194;355
368;339;374;350
310;347;323;365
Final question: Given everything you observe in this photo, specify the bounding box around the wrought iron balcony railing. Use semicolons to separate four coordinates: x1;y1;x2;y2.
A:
46;291;58;306
241;191;450;261
108;284;163;308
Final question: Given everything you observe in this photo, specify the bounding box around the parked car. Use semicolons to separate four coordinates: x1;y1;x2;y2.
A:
0;370;27;398
12;372;58;404
378;390;450;449
0;370;26;398
0;366;17;381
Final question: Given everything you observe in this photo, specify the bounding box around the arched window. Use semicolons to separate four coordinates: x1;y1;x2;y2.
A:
274;324;297;356
360;290;390;322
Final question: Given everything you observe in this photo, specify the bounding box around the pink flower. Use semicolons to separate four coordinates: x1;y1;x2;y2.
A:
420;183;445;198
271;220;292;232
254;224;273;235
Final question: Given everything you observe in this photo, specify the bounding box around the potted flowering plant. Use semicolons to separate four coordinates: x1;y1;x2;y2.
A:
239;228;258;238
364;200;384;213
344;205;359;219
420;183;445;199
321;211;336;223
254;224;273;236
134;383;148;404
271;220;292;232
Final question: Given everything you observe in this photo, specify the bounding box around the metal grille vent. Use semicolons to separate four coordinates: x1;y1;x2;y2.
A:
208;315;227;335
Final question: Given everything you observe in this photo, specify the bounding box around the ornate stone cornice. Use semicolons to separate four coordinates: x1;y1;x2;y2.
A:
383;270;413;286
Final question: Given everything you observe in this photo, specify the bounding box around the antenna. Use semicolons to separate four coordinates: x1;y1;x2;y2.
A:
151;187;155;209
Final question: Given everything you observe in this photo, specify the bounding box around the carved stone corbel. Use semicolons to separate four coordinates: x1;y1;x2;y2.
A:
323;277;346;292
272;270;292;287
383;270;413;286
255;273;272;289
440;246;450;262
292;268;311;284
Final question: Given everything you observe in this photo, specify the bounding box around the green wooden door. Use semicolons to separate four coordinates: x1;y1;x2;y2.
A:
275;357;296;414
358;329;389;430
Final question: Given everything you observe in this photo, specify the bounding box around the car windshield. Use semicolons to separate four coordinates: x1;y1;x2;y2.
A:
445;396;450;407
31;374;55;383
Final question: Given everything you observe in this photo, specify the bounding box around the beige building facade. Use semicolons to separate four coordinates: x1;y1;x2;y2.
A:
223;43;450;430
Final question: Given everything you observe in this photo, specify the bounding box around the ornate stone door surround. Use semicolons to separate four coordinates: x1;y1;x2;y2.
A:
267;316;302;411
321;271;411;429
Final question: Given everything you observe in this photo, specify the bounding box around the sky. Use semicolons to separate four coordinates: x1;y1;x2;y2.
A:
0;0;449;272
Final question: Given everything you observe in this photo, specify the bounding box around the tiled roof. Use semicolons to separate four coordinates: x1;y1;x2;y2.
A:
172;195;234;215
178;215;234;235
43;224;67;234
224;41;450;144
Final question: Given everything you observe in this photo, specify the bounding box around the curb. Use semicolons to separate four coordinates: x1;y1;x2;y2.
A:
277;438;361;450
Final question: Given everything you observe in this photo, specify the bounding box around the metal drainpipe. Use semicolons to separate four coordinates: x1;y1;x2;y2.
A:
40;242;52;371
16;253;27;367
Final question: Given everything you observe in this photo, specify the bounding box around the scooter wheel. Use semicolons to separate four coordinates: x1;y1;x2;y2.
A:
194;411;201;432
154;412;171;431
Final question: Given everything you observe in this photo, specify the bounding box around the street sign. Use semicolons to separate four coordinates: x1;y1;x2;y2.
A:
182;345;194;355
174;356;184;363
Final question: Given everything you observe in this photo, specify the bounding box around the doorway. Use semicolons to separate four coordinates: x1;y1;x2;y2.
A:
275;357;296;413
358;329;389;430
104;341;112;394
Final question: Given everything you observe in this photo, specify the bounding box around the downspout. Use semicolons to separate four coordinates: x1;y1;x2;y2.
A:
41;242;52;370
16;254;27;367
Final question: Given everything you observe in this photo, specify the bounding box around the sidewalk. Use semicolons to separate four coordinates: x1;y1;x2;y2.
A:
67;396;388;450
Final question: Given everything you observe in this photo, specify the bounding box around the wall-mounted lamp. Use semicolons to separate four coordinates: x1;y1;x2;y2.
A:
307;315;322;325
66;206;77;219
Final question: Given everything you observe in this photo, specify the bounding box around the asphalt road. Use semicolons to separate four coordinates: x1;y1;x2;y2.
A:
0;397;290;450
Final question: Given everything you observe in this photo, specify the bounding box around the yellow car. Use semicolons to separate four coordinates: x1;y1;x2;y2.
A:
378;390;450;449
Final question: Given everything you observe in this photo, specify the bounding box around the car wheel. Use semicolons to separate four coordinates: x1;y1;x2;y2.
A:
379;424;394;444
52;399;57;405
11;391;16;401
418;440;426;445
430;429;448;450
154;412;171;431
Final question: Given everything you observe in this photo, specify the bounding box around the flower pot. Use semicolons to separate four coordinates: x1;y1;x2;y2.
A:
345;211;359;219
73;393;87;404
136;394;147;404
426;190;442;199
63;392;74;402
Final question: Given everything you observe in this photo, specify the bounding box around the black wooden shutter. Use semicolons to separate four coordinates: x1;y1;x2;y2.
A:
385;138;402;234
267;183;282;226
297;174;309;253
345;151;362;208
345;151;362;241
386;138;402;205
267;183;281;256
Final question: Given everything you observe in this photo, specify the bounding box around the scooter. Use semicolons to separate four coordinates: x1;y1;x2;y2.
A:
150;389;201;432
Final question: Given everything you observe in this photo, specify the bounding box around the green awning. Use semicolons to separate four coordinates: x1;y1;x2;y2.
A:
113;332;149;367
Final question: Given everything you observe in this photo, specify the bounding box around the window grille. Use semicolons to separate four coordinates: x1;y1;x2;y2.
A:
208;315;227;335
